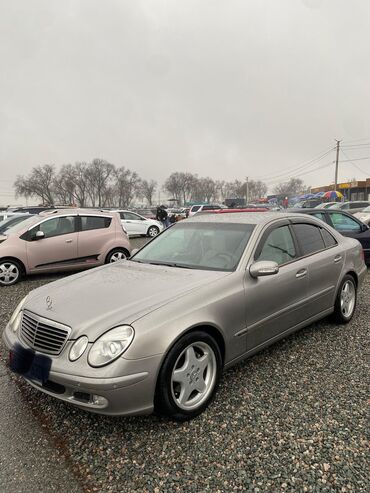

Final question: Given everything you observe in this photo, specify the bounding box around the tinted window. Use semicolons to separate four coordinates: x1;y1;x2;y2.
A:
80;216;112;231
191;206;201;212
329;213;361;233
311;212;326;222
32;216;76;238
321;228;337;248
293;223;325;256
257;225;296;265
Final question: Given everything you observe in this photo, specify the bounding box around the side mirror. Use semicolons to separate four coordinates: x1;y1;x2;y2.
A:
34;230;45;240
361;223;369;232
249;260;279;278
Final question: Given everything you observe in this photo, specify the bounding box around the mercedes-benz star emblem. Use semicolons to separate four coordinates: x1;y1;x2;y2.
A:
46;296;53;310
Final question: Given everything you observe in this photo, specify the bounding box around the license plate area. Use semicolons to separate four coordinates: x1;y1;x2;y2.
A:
9;343;52;384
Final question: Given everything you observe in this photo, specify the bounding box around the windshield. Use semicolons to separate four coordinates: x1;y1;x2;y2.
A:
132;222;255;271
3;215;37;234
361;205;370;213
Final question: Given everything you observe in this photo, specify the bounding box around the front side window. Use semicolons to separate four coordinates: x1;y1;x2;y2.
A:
256;225;296;265
293;223;325;256
80;216;112;231
32;216;76;238
329;213;361;233
123;212;141;221
311;212;326;222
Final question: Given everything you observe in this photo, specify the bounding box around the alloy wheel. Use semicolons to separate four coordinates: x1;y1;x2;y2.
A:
340;280;355;318
109;251;127;262
171;342;217;411
0;262;20;285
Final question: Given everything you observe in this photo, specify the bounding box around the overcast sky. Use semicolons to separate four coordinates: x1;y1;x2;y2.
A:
1;0;370;204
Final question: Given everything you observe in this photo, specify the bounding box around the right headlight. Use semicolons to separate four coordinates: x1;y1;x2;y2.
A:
88;325;134;367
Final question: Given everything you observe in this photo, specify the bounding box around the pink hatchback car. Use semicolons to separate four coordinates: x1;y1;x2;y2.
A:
0;209;131;286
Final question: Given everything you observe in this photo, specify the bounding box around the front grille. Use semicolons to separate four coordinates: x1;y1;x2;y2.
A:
20;311;71;355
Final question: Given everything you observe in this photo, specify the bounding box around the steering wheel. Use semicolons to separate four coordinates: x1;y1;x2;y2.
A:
208;252;234;267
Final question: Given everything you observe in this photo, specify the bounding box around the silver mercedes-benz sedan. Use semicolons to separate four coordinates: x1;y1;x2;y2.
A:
3;213;367;420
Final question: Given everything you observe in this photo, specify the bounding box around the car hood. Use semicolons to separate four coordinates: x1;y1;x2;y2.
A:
24;261;230;340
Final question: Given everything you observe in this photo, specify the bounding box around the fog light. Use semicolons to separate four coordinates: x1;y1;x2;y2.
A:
91;394;108;407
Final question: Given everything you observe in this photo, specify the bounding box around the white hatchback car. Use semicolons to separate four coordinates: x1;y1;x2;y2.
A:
113;210;164;237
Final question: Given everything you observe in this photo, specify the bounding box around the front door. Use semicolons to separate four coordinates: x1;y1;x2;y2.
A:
123;212;147;235
245;223;309;351
26;216;78;271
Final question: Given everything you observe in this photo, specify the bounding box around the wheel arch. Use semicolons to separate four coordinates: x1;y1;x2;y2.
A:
105;247;130;263
0;256;26;274
344;270;358;287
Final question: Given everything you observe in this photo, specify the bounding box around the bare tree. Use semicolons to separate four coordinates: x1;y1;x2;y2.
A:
114;166;141;208
139;179;157;206
86;159;115;207
164;172;197;205
14;164;56;205
273;178;308;197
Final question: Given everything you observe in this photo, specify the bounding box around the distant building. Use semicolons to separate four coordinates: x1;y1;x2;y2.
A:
311;178;370;201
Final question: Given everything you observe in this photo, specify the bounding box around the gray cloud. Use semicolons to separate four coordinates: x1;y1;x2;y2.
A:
1;0;370;204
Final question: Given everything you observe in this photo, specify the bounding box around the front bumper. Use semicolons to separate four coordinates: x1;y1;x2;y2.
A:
2;324;162;416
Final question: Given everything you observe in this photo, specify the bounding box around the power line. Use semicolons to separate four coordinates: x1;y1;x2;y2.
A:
264;160;334;185
340;149;370;176
256;146;335;183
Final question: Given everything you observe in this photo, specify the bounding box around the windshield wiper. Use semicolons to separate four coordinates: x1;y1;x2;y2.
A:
148;261;195;269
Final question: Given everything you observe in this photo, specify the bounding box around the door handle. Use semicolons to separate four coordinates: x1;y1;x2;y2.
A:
334;255;342;263
65;239;73;243
296;269;307;279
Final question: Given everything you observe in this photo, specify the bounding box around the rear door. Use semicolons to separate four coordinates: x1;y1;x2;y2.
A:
290;220;343;316
245;221;310;350
26;215;78;271
77;215;114;265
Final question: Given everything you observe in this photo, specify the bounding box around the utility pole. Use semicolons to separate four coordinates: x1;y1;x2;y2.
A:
334;140;341;191
245;176;249;204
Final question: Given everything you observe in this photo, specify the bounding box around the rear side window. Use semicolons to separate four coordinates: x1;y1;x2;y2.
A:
256;225;296;265
321;228;337;248
80;216;112;231
293;223;325;256
191;206;201;212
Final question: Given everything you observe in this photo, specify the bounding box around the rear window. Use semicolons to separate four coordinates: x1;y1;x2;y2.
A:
80;216;112;231
293;223;325;256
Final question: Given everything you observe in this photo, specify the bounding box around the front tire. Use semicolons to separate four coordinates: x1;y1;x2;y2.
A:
105;248;129;264
155;331;222;421
147;226;160;238
333;274;357;324
0;259;23;286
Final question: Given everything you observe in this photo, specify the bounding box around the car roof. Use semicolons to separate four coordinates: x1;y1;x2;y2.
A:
38;208;117;217
287;207;350;214
187;211;316;226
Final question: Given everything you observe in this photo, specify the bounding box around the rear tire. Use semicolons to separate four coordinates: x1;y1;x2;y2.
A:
333;274;357;324
0;259;23;286
154;331;222;421
105;248;129;264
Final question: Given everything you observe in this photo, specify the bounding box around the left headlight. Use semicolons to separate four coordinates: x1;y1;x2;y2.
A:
88;325;134;367
9;296;27;333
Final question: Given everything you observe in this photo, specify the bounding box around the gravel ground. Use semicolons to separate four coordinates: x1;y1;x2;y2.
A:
0;245;368;492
